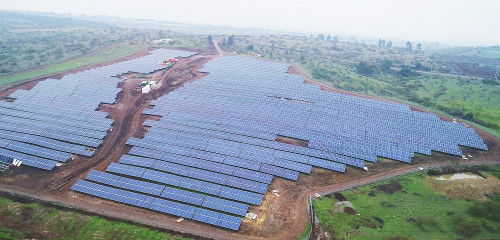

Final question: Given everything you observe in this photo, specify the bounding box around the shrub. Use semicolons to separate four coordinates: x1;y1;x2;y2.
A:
468;200;500;222
414;216;441;232
481;78;499;85
356;62;374;76
399;66;415;77
452;214;483;237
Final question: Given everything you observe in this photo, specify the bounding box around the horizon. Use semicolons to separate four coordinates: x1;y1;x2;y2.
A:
1;0;499;47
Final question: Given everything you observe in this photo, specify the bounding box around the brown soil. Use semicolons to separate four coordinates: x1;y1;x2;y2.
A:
344;207;356;215
275;135;309;147
374;180;403;194
333;192;346;201
0;44;498;240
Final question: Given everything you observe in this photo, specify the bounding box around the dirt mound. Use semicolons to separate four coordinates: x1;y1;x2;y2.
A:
375;180;402;194
344;207;356;215
20;207;34;221
426;174;500;200
333;192;346;201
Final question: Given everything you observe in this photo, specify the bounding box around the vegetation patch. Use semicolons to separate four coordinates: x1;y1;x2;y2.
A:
0;195;191;240
313;165;500;239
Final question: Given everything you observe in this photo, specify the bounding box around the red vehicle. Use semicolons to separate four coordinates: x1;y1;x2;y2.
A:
157;58;177;65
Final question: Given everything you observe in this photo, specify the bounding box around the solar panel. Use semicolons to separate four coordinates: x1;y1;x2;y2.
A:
72;51;489;232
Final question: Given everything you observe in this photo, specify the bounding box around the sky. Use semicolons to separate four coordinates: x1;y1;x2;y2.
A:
2;0;499;46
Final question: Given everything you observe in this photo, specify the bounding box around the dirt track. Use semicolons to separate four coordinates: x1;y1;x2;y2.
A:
0;43;499;240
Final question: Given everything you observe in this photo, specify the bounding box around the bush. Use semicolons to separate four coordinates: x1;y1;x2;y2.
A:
414;216;441;232
356;62;374;76
399;66;415;77
312;68;335;80
452;214;483;237
380;59;393;71
481;78;499;85
468;200;500;222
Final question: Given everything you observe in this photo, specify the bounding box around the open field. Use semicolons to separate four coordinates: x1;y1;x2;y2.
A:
0;43;149;87
0;39;498;240
313;165;500;239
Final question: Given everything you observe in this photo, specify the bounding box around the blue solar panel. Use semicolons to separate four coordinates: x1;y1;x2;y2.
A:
149;198;196;219
273;158;312;174
71;180;153;209
260;164;299;181
86;170;164;196
73;53;489;232
161;186;205;206
106;162;145;178
201;196;248;216
0;49;196;171
219;186;264;205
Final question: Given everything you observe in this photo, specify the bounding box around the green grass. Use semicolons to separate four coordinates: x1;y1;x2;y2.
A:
297;221;312;240
0;43;148;87
313;167;500;240
0;196;191;240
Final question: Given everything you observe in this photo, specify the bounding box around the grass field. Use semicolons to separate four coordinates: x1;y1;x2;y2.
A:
313;166;500;240
0;196;190;240
0;43;149;87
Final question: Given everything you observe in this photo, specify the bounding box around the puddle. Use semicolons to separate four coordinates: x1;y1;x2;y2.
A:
433;172;483;181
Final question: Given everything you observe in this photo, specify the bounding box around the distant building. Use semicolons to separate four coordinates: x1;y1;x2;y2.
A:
152;38;174;44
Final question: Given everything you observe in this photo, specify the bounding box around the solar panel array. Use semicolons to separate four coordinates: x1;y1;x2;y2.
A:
0;49;195;170
71;55;487;231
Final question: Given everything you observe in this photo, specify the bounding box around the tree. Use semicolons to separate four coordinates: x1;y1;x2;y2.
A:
465;112;474;121
207;35;213;45
356;62;374;75
416;43;422;51
318;33;325;40
327;34;331;40
399;65;415;77
386;41;392;48
227;35;235;45
271;42;275;51
380;59;393;71
378;39;386;47
406;41;413;52
247;45;254;51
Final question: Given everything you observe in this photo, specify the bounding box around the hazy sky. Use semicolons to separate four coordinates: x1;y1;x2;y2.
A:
2;0;499;46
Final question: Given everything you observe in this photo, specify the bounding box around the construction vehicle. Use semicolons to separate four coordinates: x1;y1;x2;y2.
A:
157;58;178;66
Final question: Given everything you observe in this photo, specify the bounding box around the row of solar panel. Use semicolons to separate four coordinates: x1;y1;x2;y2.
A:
141;120;359;169
0;148;56;170
0;138;70;162
86;170;248;216
127;138;302;181
107;162;264;205
118;153;272;184
144;110;369;164
151;75;484;161
0;112;107;140
0;49;196;171
71;179;241;230
0;120;102;148
0;129;92;157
